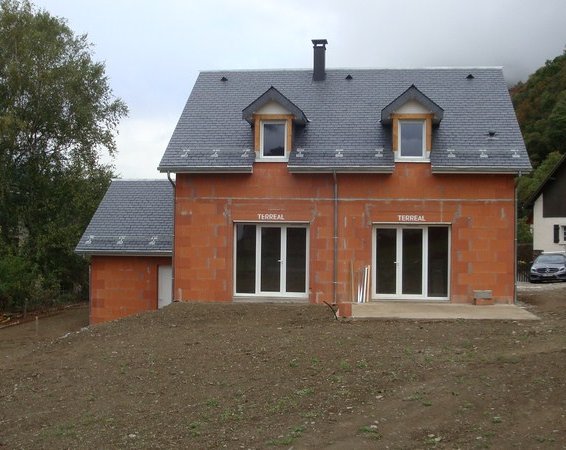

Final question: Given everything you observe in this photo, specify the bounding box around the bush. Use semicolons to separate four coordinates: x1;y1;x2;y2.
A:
0;254;57;312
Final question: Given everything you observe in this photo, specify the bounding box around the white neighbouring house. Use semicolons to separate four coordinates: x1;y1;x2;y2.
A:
529;155;566;253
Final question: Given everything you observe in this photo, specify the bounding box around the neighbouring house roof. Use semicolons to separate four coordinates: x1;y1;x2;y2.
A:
75;179;173;256
158;68;531;174
526;154;566;207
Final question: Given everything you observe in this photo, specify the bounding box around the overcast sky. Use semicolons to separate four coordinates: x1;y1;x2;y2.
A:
33;0;566;179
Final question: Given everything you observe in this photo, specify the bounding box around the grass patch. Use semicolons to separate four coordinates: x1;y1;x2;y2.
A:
356;359;368;369
267;425;306;446
206;398;219;408
187;421;201;437
219;405;244;422
268;396;297;414
359;425;381;440
295;387;314;397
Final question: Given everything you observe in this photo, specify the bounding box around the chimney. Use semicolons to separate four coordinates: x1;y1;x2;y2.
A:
312;39;328;81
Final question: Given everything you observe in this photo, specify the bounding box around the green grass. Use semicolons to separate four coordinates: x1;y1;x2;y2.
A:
267;425;306;446
187;421;201;437
358;425;381;440
356;359;368;369
295;387;314;397
206;398;219;408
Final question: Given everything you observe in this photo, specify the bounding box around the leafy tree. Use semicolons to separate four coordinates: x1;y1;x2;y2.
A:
517;151;563;206
511;50;566;166
0;0;127;311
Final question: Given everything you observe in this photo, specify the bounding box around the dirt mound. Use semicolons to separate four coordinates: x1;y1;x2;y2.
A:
1;287;565;448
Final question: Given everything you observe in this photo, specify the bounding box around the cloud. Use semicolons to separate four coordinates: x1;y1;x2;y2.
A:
34;0;566;177
109;116;177;179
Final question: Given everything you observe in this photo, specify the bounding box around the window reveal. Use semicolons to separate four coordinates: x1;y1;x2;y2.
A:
399;120;425;158
261;122;286;158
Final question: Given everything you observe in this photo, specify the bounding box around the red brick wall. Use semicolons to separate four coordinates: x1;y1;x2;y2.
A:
174;162;515;305
90;255;171;324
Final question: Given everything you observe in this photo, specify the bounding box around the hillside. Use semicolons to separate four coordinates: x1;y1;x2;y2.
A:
510;50;566;209
511;50;566;166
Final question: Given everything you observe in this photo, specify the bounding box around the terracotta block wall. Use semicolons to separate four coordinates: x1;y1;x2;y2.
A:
90;255;171;324
174;163;516;306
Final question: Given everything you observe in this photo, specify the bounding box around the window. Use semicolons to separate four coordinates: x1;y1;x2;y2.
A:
374;225;449;299
399;120;425;158
235;224;308;297
563;226;566;243
261;121;286;158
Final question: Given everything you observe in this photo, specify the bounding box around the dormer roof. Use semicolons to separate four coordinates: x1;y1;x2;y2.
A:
381;84;444;125
242;86;308;125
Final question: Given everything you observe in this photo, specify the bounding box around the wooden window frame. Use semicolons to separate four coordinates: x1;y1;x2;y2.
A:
253;114;293;161
391;113;433;161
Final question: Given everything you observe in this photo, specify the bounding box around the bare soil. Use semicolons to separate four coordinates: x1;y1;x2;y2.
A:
1;285;565;449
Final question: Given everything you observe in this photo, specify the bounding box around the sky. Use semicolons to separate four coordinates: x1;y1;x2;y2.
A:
32;0;566;179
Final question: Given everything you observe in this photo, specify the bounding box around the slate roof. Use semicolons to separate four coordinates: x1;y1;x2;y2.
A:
158;68;531;174
75;179;173;256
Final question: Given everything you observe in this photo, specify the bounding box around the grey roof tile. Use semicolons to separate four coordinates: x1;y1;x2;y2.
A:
158;68;530;173
75;179;173;255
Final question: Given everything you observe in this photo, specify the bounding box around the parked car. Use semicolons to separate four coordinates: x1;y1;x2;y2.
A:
529;252;566;283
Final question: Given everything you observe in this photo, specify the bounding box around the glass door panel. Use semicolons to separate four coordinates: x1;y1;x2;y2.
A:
286;227;307;292
427;227;449;297
375;228;397;294
260;227;281;292
235;224;256;294
402;228;423;295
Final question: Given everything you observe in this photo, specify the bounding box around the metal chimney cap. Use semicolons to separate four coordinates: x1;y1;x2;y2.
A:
312;39;328;47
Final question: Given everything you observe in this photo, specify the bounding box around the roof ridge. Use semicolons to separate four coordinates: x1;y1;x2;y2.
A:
200;66;504;74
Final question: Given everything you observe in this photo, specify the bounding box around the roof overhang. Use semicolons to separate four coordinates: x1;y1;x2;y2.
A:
158;166;253;174
431;166;529;174
288;166;394;174
75;250;173;257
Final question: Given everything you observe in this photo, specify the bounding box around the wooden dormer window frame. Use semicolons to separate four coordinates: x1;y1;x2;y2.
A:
391;113;433;162
253;113;294;161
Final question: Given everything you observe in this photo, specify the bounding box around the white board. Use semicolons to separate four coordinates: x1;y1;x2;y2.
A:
158;265;172;309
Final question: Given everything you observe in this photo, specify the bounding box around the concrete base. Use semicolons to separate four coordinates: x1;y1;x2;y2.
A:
349;302;539;320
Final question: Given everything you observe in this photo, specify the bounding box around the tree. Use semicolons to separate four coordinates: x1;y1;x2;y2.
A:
511;50;566;166
517;151;563;207
0;0;127;311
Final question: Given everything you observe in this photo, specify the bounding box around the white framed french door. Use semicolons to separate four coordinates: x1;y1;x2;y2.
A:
234;223;309;298
373;225;450;300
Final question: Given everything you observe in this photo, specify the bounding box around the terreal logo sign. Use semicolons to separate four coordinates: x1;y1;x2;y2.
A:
258;213;285;221
398;214;426;222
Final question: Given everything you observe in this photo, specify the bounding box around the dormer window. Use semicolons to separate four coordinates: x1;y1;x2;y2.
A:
242;86;308;163
381;85;444;164
261;121;287;158
399;120;425;158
